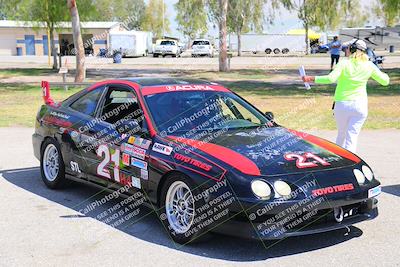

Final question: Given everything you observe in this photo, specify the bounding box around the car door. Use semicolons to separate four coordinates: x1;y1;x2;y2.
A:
63;85;106;180
86;84;152;191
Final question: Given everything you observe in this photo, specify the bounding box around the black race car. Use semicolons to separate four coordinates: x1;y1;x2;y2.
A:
33;78;381;244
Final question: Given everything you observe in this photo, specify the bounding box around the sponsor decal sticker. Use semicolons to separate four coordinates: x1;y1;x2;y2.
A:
166;85;215;91
312;183;354;196
141;169;148;180
152;143;173;155
131;158;148;169
128;136;135;144
133;137;151;149
120;172;132;186
70;161;81;173
368;186;381;198
122;143;146;159
131;176;141;189
174;153;212;171
122;153;130;166
50;111;70;120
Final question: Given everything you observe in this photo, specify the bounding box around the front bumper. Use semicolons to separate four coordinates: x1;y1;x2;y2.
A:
213;197;378;240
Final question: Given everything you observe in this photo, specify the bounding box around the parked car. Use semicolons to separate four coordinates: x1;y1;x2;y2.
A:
311;44;330;54
153;40;181;57
191;39;214;57
34;78;381;244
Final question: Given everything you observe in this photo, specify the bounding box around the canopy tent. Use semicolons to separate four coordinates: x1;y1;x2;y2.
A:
287;29;321;39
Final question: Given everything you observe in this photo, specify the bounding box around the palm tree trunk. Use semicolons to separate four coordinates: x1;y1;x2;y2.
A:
218;0;229;72
67;0;86;82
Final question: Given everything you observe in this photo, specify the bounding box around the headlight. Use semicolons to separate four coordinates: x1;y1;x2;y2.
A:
362;165;374;181
353;169;366;184
251;180;272;199
274;180;292;198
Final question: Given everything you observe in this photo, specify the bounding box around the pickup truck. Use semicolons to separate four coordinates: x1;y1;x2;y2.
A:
153;40;181;57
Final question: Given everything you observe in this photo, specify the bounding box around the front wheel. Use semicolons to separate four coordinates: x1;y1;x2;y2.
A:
40;138;68;189
160;174;206;244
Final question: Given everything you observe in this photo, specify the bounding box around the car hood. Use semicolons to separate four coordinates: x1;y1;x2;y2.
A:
167;127;361;176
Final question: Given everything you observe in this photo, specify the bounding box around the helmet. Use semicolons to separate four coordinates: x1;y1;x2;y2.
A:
345;39;367;53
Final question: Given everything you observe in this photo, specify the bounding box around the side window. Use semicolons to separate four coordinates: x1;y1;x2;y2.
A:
70;87;103;116
100;86;143;126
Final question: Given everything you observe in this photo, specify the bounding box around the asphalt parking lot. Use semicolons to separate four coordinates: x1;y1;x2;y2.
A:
0;127;399;266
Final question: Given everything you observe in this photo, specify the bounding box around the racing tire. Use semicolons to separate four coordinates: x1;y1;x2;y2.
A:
282;48;289;54
40;138;68;189
265;48;272;54
273;48;281;54
160;174;207;244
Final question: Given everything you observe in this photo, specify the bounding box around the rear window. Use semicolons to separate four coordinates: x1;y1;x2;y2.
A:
193;40;210;46
70;87;103;116
160;41;175;45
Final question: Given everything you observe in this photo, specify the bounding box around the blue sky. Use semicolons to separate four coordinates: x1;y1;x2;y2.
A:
162;0;382;39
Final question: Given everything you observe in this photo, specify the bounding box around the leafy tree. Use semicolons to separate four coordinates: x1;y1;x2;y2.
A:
280;0;356;54
3;0;96;70
175;0;207;44
227;0;266;56
91;0;146;30
142;0;170;38
6;0;69;69
374;0;400;26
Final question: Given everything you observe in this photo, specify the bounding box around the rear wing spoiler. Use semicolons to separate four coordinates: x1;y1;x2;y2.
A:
41;81;55;106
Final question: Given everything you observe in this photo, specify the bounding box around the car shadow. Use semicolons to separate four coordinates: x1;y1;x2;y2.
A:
382;184;400;197
1;167;365;262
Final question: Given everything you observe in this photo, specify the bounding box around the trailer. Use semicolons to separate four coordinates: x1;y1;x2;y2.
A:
339;26;400;51
109;30;153;57
228;33;307;54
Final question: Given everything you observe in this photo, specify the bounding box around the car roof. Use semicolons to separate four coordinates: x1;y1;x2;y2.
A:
123;77;216;87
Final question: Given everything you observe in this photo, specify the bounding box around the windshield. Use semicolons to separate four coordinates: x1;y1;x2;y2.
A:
193;40;210;46
160;40;175;46
144;91;269;137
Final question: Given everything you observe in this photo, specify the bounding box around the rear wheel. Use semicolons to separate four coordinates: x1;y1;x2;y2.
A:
160;174;207;244
273;48;281;54
282;48;289;54
40;139;68;189
265;48;272;54
153;54;159;57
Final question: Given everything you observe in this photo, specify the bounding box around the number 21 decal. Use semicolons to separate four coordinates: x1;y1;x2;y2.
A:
97;144;120;181
284;152;331;169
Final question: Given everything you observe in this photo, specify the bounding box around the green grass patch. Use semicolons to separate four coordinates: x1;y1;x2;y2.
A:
0;68;56;78
0;68;399;129
0;84;82;127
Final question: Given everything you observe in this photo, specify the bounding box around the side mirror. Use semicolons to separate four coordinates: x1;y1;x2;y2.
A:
265;111;274;121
